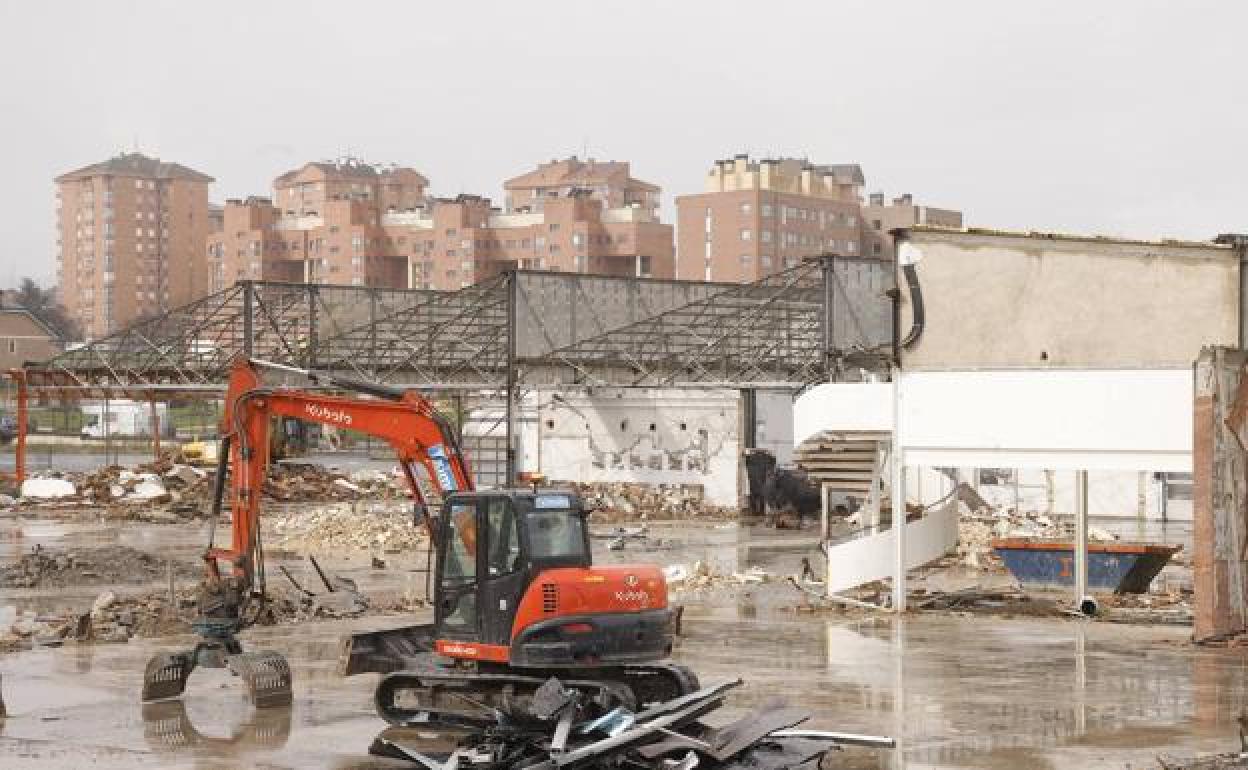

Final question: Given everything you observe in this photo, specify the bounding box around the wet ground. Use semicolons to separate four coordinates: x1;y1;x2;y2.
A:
1;514;1241;769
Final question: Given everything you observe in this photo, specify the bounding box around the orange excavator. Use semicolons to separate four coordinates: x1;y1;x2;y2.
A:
142;358;695;721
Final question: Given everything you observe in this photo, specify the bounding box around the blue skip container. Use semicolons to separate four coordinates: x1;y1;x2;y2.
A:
991;538;1182;594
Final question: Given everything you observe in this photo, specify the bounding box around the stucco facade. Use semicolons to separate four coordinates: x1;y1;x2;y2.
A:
895;227;1239;370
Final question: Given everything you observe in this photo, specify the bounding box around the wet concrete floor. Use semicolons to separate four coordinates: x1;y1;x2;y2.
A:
1;516;1241;768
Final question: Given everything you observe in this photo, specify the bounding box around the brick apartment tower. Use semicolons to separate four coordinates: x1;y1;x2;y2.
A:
209;156;675;292
676;154;962;282
56;152;213;339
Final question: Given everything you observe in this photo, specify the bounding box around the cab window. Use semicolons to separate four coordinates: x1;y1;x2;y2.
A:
486;497;522;576
442;503;477;582
526;510;587;560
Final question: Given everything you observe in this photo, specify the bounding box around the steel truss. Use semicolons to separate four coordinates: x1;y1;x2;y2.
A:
24;256;893;393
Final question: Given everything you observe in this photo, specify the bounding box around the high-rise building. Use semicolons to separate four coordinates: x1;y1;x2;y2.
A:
56;152;213;339
675;154;961;282
208;156;674;292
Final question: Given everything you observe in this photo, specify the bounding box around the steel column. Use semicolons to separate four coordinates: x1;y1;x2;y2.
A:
1075;469;1089;608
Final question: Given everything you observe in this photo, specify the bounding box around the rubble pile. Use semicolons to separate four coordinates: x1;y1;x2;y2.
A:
955;503;1119;570
272;503;426;553
1;580;425;653
8;455;414;517
569;481;734;521
0;545;200;589
264;466;408;503
662;560;776;596
368;677;893;769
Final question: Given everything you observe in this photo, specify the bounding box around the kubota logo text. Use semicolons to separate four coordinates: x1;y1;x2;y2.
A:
614;590;650;604
305;404;353;426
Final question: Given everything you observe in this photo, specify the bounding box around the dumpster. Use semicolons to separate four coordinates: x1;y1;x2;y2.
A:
991;538;1182;594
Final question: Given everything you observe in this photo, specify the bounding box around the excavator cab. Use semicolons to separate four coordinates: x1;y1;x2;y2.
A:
433;490;592;654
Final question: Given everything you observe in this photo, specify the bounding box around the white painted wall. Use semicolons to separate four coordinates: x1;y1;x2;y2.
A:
899;370;1192;472
795;370;1194;518
755;389;795;466
535;388;742;506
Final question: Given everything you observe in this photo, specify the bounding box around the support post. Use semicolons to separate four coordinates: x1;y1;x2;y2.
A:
149;394;160;461
1075;469;1089;608
11;370;27;485
505;273;518;485
241;280;255;359
891;365;906;612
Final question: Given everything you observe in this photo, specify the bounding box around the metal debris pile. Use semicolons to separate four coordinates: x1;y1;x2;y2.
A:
370;678;892;769
271;502;426;553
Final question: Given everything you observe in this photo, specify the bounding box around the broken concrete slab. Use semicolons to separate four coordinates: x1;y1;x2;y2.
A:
20;478;77;499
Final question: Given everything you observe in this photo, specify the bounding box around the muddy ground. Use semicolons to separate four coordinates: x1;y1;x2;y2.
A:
0;507;1241;769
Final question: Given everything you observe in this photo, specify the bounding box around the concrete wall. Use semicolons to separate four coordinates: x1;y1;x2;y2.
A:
897;229;1239;370
535;388;743;506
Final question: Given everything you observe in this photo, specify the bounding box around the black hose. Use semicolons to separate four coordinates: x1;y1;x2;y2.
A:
900;263;924;349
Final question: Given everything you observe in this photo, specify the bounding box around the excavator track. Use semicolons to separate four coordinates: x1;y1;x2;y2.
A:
375;662;701;727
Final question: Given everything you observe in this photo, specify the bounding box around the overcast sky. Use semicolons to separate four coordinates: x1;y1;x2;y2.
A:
1;0;1245;287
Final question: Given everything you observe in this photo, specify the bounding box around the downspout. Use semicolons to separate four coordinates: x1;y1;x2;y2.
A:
1215;234;1248;347
894;230;925;349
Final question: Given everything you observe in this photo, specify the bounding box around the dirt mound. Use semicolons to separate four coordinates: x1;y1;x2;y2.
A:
0;545;200;589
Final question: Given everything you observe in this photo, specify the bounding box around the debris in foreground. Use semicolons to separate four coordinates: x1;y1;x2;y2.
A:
367;677;893;769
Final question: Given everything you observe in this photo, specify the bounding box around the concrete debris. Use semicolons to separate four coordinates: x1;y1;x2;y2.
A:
0;494;16;507
20;477;77;499
272;503;426;554
566;481;733;521
0;545;200;589
955;503;1120;571
10;453;413;518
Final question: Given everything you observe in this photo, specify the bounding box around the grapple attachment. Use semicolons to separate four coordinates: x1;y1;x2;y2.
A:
141;646;292;708
230;651;293;708
141;652;194;703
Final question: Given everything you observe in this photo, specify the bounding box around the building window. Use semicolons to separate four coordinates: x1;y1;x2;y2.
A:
761;230;773;243
740;254;752;266
571;233;584;247
9;339;17;354
847;240;858;253
761;255;773;270
740;202;752;215
549;223;560;232
740;228;752;241
575;254;588;273
873;219;882;231
703;242;711;258
872;242;882;256
446;228;457;236
637;255;652;278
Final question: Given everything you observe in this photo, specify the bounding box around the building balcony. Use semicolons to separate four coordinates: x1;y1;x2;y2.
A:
382;210;435;228
600;206;657;224
275;214;325;231
488;212;545;228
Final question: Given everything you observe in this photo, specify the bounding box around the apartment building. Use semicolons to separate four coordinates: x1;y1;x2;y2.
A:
209;156;674;292
675;154;962;282
56;152;213;338
861;192;962;259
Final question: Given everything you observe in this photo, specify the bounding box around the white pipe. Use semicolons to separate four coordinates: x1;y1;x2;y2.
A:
892;366;906;612
1075;469;1089;608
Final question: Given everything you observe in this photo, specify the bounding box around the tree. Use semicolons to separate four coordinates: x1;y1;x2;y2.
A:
12;277;80;341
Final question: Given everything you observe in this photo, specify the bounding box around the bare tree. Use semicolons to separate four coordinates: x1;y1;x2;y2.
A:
12;277;80;340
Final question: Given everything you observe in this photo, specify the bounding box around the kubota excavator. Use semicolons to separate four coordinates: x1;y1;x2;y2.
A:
141;358;696;723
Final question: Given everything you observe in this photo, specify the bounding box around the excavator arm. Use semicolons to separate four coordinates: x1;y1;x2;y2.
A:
207;358;472;589
142;357;473;707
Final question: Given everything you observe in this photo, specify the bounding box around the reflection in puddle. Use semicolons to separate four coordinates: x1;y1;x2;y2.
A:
141;699;292;754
